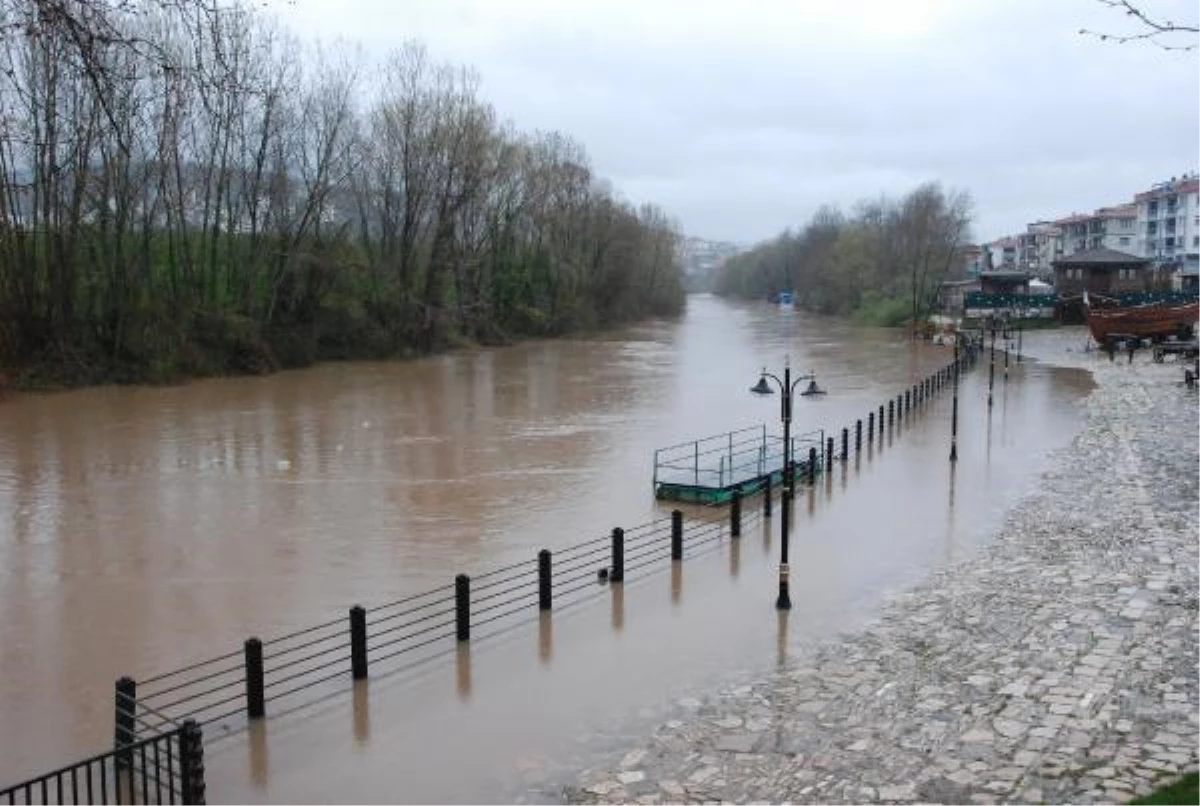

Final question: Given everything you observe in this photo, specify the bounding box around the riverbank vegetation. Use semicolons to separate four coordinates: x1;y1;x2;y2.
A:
0;1;684;389
714;183;973;329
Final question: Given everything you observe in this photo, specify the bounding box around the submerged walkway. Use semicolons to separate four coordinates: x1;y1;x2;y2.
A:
563;335;1199;804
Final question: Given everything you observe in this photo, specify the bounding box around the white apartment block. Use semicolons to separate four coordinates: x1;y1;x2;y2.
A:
1055;204;1138;259
1016;220;1062;280
1136;174;1200;270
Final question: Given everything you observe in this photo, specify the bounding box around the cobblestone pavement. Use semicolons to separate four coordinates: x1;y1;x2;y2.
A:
558;335;1198;804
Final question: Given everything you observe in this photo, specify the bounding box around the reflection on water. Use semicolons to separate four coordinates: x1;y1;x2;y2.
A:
0;295;1095;799
352;681;370;745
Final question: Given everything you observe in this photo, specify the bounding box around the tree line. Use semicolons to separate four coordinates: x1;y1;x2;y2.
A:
0;0;685;386
715;183;973;329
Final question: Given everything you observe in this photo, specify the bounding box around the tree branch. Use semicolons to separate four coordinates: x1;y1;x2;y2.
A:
1080;0;1199;51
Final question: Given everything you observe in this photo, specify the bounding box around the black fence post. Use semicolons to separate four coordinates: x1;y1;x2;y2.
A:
905;389;910;415
179;719;206;805
988;327;996;408
888;399;894;427
244;638;265;719
610;528;625;583
671;510;683;560
855;419;862;453
538;550;552;610
114;676;136;772
808;447;817;485
730;489;742;537
825;437;834;471
763;474;772;517
455;574;471;641
841;427;848;461
868;411;874;441
350;606;368;680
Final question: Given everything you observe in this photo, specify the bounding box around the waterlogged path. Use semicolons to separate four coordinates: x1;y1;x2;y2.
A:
562;331;1199;805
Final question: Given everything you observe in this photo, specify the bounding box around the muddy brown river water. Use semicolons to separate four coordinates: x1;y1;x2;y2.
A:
0;295;1094;801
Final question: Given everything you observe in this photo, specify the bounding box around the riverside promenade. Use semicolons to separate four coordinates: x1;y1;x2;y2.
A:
564;331;1199;804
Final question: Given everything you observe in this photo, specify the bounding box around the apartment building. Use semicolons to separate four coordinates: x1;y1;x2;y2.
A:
1055;204;1138;259
1016;220;1062;280
985;171;1199;291
985;236;1019;269
1136;174;1200;270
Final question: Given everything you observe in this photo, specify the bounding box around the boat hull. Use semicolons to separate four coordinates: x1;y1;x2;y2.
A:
1084;300;1199;343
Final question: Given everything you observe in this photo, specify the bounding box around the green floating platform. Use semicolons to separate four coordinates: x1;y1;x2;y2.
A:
652;425;825;505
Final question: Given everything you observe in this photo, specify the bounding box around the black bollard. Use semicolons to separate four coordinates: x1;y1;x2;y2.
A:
244;638;265;719
868;411;875;441
731;489;742;537
671;510;683;559
950;340;960;463
538;550;552;611
179;720;206;806
841;427;848;461
826;437;834;471
114;676;136;771
808;446;818;485
888;400;894;427
855;419;862;453
455;574;471;641
610;528;625;583
350;605;368;680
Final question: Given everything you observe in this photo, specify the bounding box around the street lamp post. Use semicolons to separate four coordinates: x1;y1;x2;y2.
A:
751;357;818;611
950;335;960;462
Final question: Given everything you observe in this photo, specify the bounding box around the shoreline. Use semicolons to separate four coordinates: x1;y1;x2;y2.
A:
557;330;1198;804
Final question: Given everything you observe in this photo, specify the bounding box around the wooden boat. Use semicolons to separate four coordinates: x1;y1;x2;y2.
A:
1083;291;1199;344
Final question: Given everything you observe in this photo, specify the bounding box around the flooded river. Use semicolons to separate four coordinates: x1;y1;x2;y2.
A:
0;295;1094;800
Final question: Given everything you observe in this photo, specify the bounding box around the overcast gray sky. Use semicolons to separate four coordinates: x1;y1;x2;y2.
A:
271;0;1199;245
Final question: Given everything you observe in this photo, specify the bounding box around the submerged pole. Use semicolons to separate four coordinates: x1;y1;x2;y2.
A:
950;336;960;463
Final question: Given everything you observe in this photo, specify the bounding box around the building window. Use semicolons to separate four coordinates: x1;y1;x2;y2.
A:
1194;236;1199;247
1118;236;1130;245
